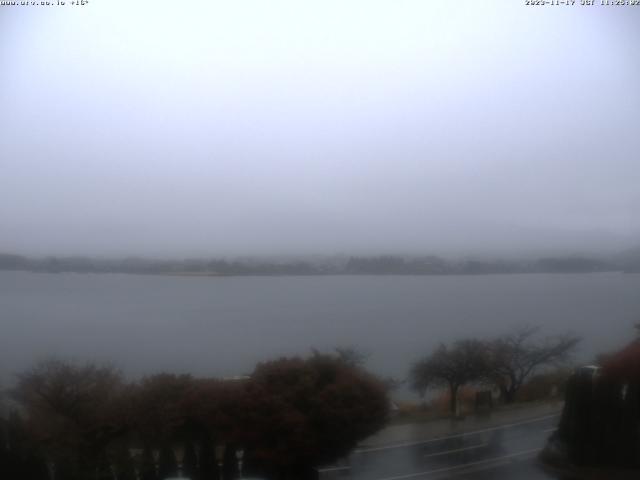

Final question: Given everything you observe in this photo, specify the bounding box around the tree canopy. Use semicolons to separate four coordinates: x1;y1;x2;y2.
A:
6;354;389;480
239;354;389;473
410;339;491;415
488;326;580;403
410;328;580;412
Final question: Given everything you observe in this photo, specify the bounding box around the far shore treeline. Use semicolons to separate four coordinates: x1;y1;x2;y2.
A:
1;250;639;276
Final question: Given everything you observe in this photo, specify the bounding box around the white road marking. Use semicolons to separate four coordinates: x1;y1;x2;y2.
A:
354;413;559;454
372;448;541;480
317;465;350;473
423;443;488;458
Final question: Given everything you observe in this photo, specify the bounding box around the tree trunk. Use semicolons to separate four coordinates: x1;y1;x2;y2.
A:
502;386;517;404
499;378;518;404
450;384;459;416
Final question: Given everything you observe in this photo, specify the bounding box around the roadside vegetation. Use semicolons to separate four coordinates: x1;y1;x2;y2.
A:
2;325;630;480
0;352;388;480
542;331;640;471
409;327;580;416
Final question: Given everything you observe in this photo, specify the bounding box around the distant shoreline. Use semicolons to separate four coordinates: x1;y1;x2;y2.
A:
1;268;632;278
0;252;637;277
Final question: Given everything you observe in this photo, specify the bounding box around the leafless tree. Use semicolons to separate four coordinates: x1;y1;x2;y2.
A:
488;326;580;403
11;358;126;473
13;358;123;426
333;346;369;367
410;340;491;416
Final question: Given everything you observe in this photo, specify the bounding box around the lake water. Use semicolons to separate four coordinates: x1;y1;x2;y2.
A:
1;271;639;398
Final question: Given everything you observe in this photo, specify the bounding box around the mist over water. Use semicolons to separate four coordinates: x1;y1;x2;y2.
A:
2;4;640;480
2;271;638;397
1;1;640;402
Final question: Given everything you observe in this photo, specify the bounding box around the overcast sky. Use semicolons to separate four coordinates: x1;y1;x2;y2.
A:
1;0;639;258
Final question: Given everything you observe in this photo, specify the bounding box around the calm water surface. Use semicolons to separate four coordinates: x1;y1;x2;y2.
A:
1;271;639;397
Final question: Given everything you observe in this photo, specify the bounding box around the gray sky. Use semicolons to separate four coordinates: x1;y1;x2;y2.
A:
1;0;639;257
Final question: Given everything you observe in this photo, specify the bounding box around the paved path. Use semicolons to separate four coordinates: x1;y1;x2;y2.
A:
360;402;562;449
319;403;563;480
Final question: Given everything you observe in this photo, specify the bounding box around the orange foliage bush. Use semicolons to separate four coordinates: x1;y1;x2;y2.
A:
601;340;640;382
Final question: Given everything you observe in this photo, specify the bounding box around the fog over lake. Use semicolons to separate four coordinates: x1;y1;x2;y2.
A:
3;3;639;397
2;271;638;397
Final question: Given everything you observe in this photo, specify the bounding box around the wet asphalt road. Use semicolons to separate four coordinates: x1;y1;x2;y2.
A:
321;414;561;480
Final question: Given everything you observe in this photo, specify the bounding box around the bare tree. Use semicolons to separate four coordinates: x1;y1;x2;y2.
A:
488;326;580;403
12;358;123;426
333;346;369;367
410;340;491;416
11;358;126;475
